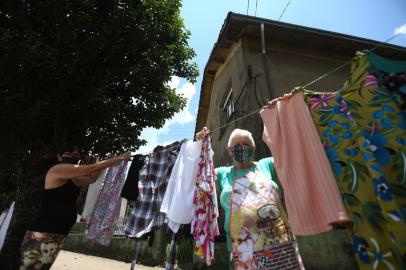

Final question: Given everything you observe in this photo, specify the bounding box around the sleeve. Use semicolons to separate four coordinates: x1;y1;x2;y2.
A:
215;167;226;190
258;157;282;190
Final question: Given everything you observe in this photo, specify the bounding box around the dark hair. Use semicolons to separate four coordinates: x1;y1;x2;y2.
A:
58;143;80;156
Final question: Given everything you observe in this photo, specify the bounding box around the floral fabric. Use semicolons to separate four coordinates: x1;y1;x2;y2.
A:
191;134;219;265
19;231;65;270
87;161;128;245
304;52;406;270
229;170;302;270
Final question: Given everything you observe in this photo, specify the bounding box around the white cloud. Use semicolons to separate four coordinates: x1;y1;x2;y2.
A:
136;76;196;154
394;24;406;35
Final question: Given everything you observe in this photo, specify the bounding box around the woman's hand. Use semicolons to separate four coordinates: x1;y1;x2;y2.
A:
120;151;131;161
196;127;210;141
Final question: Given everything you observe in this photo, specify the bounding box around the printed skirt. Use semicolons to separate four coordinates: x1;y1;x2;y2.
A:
19;230;65;270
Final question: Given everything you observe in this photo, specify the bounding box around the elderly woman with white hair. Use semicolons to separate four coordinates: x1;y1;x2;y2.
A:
197;128;303;270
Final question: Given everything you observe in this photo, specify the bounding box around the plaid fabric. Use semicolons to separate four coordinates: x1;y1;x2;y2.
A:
124;141;184;237
165;233;176;270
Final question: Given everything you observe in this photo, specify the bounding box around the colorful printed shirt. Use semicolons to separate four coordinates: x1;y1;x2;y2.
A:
192;135;219;265
304;52;406;270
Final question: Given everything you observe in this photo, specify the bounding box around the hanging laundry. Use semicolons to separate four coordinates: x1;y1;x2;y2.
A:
260;91;349;236
121;154;146;201
161;140;202;233
87;161;128;245
81;168;107;223
124;141;184;238
191;135;219;266
0;201;14;251
303;52;406;270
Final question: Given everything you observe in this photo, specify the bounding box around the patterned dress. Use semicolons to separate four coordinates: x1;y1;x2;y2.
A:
192;135;220;265
304;52;406;270
87;161;128;245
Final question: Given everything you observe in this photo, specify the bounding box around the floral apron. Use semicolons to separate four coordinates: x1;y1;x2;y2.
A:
229;170;303;270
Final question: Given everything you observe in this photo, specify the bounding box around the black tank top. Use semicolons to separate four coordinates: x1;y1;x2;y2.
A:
30;180;80;235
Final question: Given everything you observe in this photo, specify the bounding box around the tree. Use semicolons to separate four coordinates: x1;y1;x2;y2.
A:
0;0;198;268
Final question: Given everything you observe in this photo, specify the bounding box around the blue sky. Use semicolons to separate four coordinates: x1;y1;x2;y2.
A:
136;0;406;153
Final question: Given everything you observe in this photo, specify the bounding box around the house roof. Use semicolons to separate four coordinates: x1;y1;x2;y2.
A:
194;12;406;134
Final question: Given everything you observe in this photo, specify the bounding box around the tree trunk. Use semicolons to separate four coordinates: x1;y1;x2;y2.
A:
0;159;45;269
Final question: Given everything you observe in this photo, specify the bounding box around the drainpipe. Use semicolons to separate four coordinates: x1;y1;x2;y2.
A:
261;23;274;100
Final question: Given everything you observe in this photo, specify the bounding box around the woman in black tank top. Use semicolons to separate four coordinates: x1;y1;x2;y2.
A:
19;144;131;270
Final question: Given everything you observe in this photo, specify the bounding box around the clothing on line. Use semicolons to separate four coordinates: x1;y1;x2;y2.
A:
81;168;107;223
304;52;406;270
87;161;128;245
124;140;184;238
191;135;219;266
161;140;202;233
121;154;146;201
0;201;14;251
260;91;349;236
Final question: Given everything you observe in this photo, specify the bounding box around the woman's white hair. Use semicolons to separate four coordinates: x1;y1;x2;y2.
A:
228;129;255;147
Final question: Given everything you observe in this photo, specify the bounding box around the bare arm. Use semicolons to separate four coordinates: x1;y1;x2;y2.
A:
72;168;104;186
46;152;131;187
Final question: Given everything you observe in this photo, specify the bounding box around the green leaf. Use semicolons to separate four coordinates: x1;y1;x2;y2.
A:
373;88;392;97
380;127;395;136
319;112;335;126
361;202;386;232
342;193;361;206
368;96;392;105
352;212;364;229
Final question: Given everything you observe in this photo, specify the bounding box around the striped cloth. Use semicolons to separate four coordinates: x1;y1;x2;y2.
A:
260;91;349;235
124;141;184;238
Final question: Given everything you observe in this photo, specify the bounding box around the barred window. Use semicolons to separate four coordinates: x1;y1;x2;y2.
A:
222;88;234;123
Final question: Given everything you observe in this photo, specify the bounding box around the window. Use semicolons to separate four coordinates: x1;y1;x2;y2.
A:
222;88;235;123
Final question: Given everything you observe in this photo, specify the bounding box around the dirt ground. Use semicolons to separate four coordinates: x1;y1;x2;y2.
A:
51;250;164;270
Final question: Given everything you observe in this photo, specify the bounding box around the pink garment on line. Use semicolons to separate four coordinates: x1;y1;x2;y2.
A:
260;91;349;236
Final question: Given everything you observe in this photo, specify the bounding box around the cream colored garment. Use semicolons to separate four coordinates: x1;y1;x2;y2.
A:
161;140;202;233
82;168;107;223
260;91;349;235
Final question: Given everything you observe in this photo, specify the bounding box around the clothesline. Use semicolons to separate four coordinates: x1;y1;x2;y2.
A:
209;32;404;135
133;32;404;156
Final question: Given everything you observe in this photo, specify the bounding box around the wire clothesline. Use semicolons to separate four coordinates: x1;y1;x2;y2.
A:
209;32;404;135
133;32;404;156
